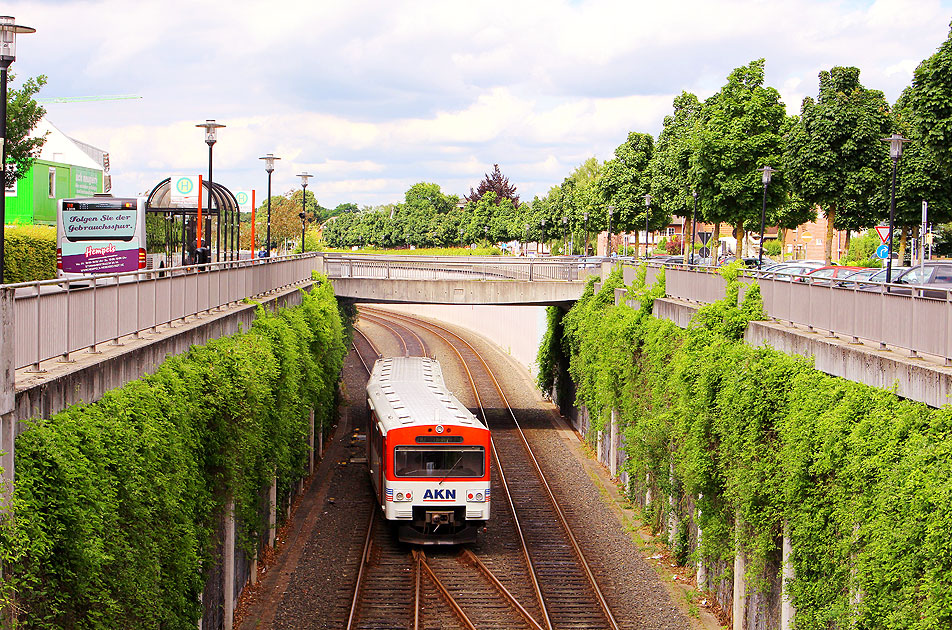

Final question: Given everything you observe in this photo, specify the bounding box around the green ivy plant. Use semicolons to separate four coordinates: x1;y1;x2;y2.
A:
539;262;952;630
0;275;347;629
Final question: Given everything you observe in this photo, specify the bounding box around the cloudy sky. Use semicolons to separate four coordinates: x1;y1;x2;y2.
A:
8;0;952;209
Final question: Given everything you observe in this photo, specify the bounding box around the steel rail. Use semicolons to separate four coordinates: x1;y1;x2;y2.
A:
361;306;553;630
364;306;621;630
352;325;381;373
458;548;545;630
344;507;377;630
358;309;429;358
413;550;480;630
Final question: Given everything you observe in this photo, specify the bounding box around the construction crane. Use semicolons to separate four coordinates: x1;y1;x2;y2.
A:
37;94;142;104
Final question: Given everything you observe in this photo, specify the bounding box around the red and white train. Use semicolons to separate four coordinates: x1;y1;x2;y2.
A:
366;356;491;544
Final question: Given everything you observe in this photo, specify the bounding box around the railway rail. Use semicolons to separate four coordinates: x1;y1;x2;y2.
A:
353;305;621;630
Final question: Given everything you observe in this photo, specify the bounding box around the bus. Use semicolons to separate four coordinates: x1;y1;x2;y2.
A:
57;195;147;276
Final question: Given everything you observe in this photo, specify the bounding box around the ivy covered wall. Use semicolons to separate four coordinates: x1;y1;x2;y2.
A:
540;264;952;630
0;276;348;630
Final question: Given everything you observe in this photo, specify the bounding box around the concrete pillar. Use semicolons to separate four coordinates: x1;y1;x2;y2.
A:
667;460;679;546
224;498;235;630
0;289;13;419
609;408;617;477
595;422;603;464
1;289;14;502
733;514;747;630
268;475;277;548
781;523;795;630
308;408;315;475
696;497;707;589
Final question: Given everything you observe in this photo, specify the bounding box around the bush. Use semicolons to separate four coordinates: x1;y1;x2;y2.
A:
4;225;56;283
0;277;347;629
763;239;782;256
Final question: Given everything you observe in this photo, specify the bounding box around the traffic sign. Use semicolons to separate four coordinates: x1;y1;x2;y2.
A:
875;226;891;244
698;231;712;245
800;232;812;241
876;244;890;259
698;246;711;258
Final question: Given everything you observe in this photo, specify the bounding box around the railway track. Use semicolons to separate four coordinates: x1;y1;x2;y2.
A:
348;320;540;629
354;305;621;630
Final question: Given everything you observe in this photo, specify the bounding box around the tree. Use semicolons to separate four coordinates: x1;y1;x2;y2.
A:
5;74;47;187
692;60;788;257
649;91;701;222
888;87;952;262
909;21;952;177
466;164;520;206
784;66;892;263
597;132;654;252
404;182;458;214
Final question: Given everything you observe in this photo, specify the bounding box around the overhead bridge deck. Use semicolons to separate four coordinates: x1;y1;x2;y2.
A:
325;254;597;305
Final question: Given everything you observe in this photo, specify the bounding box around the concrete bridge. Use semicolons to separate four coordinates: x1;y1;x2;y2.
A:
324;254;595;305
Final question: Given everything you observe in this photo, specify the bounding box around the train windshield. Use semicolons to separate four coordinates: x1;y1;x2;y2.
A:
393;446;485;478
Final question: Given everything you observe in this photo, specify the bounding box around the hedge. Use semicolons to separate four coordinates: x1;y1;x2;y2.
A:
0;275;348;629
541;263;952;630
4;225;56;283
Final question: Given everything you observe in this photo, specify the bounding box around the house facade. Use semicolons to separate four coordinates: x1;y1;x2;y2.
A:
4;118;107;226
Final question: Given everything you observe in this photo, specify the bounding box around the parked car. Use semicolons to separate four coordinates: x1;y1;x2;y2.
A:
759;261;826;281
799;265;865;284
889;262;952;298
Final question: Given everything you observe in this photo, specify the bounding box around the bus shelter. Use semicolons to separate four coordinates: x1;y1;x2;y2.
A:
146;178;242;266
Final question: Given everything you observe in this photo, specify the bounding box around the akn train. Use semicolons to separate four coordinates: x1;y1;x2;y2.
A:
366;356;491;544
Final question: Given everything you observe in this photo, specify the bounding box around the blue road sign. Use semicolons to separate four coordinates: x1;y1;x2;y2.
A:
876;244;890;259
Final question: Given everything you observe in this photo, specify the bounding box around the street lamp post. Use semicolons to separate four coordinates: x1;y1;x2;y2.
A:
644;194;652;258
583;212;589;256
196;120;225;262
882;133;911;284
562;216;568;255
0;16;34;283
607;206;614;256
524;223;529;255
541;219;546;255
259;153;280;258
296;172;312;253
757;166;777;268
690;190;698;265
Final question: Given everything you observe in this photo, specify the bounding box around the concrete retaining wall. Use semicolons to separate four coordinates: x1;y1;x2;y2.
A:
377;303;548;378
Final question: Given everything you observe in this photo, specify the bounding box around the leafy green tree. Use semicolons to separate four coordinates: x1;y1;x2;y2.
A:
403;182;459;214
650;91;701;222
5;74;47;187
784;66;892;263
909;21;952;177
693;59;788;256
466;164;520;206
888;87;952;261
597;132;653;251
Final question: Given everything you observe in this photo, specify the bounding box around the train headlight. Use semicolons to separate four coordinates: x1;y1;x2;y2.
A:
467;489;488;503
396;492;404;501
393;490;412;502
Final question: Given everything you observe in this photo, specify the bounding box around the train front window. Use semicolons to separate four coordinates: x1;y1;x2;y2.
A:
393;446;485;478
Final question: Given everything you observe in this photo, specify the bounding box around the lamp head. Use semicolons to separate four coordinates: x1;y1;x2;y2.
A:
0;17;35;64
758;165;777;185
881;133;911;160
297;172;313;188
259;153;280;174
197;119;225;146
644;194;651;207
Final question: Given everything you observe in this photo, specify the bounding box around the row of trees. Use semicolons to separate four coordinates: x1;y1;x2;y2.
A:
326;24;952;261
534;38;952;263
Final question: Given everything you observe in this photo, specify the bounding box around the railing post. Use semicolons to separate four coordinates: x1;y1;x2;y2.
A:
28;284;44;372
59;280;74;363
1;288;14;419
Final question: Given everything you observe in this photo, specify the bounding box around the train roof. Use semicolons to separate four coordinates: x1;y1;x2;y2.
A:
367;356;484;434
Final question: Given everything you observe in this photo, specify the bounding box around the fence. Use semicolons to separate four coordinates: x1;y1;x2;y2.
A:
323;253;593;282
8;254;323;371
654;265;952;363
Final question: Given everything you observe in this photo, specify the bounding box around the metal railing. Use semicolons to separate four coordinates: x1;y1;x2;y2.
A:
323;254;597;282
655;264;952;363
9;254;323;371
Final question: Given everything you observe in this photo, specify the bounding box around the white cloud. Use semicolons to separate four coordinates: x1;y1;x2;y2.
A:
8;0;952;207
